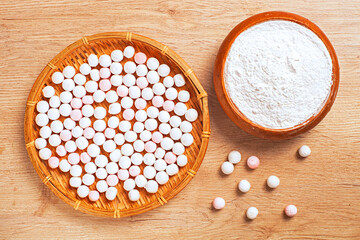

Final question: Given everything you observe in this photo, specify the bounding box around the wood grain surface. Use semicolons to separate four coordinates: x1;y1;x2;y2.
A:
0;0;359;239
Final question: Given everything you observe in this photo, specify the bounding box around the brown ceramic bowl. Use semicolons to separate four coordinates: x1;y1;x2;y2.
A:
213;11;339;140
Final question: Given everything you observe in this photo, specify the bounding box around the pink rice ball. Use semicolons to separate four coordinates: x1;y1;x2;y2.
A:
70;109;82;121
135;98;147;110
56;145;67;157
80;152;91;164
48;157;60;169
144;141;157;153
117;169;129;181
285;205;297;217
117;85;129;97
60;130;72;142
134;52;147;64
99;79;112;92
70;98;83;109
82;95;94;105
123;109;135;121
165;152;176;164
83;127;95;139
100;67;111;79
68;152;80;165
106;175;119;187
213;197;225;210
152;96;164;108
163;100;174;112
89;190;100;202
129;166;141;177
247;156;260;169
152;131;163;143
136;77;148;89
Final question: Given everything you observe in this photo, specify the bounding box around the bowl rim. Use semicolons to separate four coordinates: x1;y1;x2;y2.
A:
213;11;340;140
24;32;210;217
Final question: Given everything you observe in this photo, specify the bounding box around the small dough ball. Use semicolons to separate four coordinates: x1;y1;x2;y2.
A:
52;71;64;84
299;145;311;158
213;197;225;210
147;57;159;70
285;205;297;217
221;161;234;175
77;185;90;198
124;46;135;58
157;64;170;77
155;171;169;185
87;54;99;67
111;49;123;62
267;175;280;189
228;150;241;164
174;74;185;87
185;109;198;122
63;66;76;79
99;54;112;67
105;187;117;201
128;189;140;201
145;180;158;193
246;207;258;220
238;180;251;193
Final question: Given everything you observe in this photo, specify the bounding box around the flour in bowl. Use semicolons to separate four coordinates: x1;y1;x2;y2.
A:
224;20;333;129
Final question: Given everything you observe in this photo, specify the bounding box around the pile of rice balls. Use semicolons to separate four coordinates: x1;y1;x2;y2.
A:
34;46;199;202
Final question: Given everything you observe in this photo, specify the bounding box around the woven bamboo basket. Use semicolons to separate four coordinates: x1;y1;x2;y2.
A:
24;32;210;217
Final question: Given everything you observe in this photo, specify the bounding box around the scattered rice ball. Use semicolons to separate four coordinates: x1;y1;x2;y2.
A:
285;205;297;217
213;197;225;210
267;176;280;189
221;161;234;175
246;207;258;220
299;145;311;157
228;150;241;164
238;180;251;193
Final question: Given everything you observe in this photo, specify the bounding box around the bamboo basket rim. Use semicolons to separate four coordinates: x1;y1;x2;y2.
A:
24;32;210;217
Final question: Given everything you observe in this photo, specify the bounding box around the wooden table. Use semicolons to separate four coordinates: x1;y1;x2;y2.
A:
1;0;359;239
